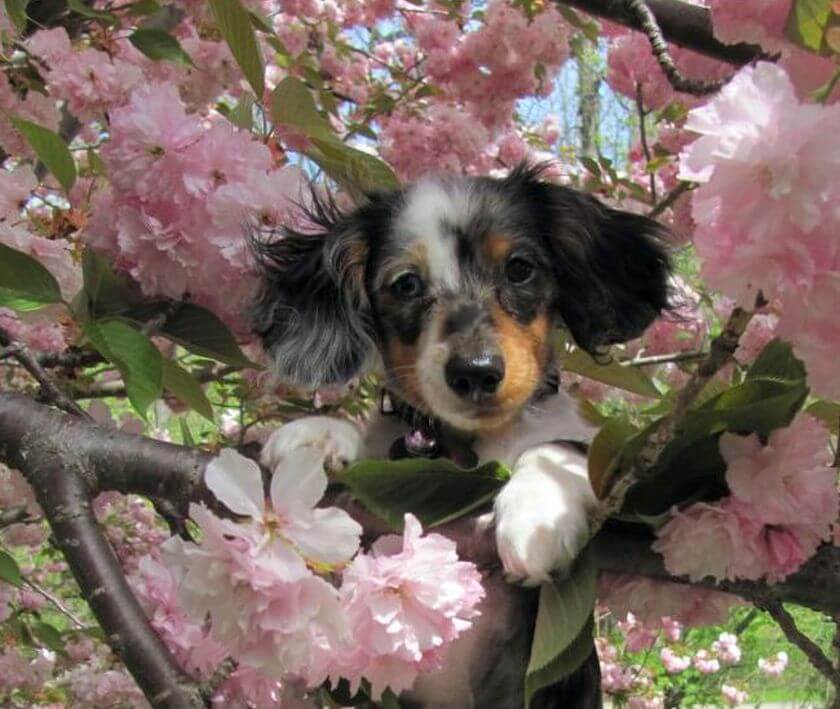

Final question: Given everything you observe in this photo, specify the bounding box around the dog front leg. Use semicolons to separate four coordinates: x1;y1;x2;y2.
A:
493;443;597;586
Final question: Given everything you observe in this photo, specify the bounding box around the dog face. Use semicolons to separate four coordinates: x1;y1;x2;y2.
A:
253;164;670;433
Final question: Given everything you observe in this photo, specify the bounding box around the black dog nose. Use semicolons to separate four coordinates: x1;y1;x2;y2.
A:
445;354;505;400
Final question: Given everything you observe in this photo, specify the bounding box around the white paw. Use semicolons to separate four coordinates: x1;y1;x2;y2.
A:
493;447;596;586
260;416;363;475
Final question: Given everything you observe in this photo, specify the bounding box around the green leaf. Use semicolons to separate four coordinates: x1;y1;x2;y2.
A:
578;156;601;178
341;457;510;531
525;554;597;707
158;303;257;368
179;417;196;446
81;250;136;320
588;418;638;499
813;66;840;103
0;242;63;311
227;94;255;131
309;137;400;193
624;377;809;515
67;0;118;23
127;0;162;14
745;338;806;384
271;76;335;140
562;348;660;398
84;321;163;416
209;0;265;97
806;400;840;434
10;117;76;192
129;29;194;67
380;689;402;709
3;0;28;32
31;621;67;656
0;550;23;587
162;359;214;422
786;0;832;51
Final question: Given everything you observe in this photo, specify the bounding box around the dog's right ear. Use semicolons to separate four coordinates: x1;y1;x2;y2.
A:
251;191;383;389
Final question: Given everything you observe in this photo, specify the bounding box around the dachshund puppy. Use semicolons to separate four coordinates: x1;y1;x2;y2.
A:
252;164;670;708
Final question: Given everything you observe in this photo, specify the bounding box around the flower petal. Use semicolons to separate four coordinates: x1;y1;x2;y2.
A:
270;447;328;517
205;448;265;518
286;506;362;565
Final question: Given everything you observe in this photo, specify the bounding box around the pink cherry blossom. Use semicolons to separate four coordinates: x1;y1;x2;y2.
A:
329;513;484;699
653;499;768;582
758;650;789;677
721;413;835;532
707;0;791;51
617;613;658;652
0;165;36;221
680;62;840;307
163;448;360;680
721;683;749;706
660;647;691;674
129;555;227;679
693;649;721;674
712;632;742;664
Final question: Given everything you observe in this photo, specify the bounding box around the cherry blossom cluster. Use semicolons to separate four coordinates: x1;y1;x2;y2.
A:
133;448;484;704
679;62;840;398
654;413;837;584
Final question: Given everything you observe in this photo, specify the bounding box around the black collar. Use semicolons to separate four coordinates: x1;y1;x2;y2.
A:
380;369;560;469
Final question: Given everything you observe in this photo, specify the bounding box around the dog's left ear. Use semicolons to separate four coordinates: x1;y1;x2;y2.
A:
250;192;383;388
507;165;671;352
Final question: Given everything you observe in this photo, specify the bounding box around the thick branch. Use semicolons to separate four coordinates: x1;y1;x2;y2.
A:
555;0;767;66
0;395;205;708
0;393;214;513
2;391;839;619
589;529;840;617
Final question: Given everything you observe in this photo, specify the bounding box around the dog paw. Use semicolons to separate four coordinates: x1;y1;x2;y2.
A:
493;458;594;586
261;417;363;475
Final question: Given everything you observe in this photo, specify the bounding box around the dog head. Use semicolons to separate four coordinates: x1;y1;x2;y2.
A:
253;164;670;433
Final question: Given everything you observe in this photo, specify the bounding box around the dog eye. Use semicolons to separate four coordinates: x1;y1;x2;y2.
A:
390;273;424;300
505;257;535;285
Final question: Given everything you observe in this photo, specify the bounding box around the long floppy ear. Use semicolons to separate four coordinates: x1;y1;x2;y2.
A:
507;164;671;352
250;192;379;388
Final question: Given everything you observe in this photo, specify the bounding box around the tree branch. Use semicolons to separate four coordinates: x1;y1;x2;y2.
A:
589;301;758;531
759;598;840;686
625;0;731;95
0;393;209;708
2;391;840;621
0;326;91;418
554;0;768;66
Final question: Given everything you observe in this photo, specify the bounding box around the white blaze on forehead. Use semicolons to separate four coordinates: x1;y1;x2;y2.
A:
395;178;475;289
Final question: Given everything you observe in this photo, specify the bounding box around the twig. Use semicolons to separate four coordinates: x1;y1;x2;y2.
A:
621;349;708;367
759;598;840;687
589;300;759;531
0;326;92;419
37;349;104;370
648;181;693;218
635;83;657;202
23;577;86;629
0;343;23;360
72;365;239;400
200;658;236;702
624;0;731;95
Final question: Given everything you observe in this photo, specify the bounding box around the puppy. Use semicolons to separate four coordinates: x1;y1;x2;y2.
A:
252;164;670;708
